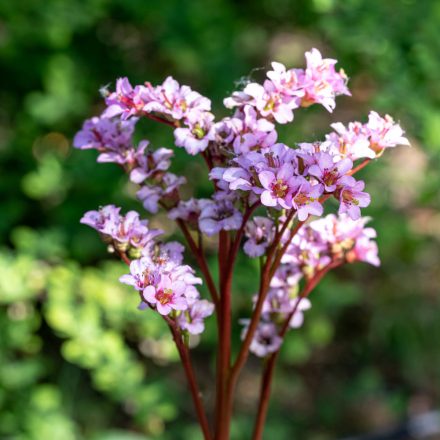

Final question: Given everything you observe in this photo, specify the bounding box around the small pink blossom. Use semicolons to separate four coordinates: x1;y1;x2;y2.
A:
177;299;215;335
365;111;410;155
198;199;243;236
119;258;160;291
308;153;353;192
337;176;371;220
129;144;173;184
243;80;297;124
241;321;282;358
174;111;216;155
144;76;211;120
259;163;297;209
266;62;305;99
243;217;275;257
291;178;324;221
142;275;189;315
104;77;149;119
136;173;186;213
300;48;350;112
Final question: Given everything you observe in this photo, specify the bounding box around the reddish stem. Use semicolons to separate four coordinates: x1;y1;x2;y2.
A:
229;211;297;386
268;220;304;280
176;219;219;309
349;159;371;176
116;250;212;440
226;201;260;277
117;250;131;266
165;317;213;440
215;231;232;439
251;261;342;440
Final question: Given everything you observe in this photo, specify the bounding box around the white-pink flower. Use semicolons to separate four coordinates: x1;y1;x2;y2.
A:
243;80;298;124
142;275;189;315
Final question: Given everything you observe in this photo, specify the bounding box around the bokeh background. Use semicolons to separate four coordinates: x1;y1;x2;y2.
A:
1;0;440;439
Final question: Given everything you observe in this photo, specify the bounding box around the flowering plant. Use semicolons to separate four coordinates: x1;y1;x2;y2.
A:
74;48;409;439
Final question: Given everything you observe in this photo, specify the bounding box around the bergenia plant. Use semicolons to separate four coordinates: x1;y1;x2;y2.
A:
74;48;409;440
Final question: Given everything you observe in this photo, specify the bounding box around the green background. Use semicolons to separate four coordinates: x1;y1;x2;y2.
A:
1;0;439;438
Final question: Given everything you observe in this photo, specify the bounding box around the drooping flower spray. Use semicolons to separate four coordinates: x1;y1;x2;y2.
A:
74;49;409;440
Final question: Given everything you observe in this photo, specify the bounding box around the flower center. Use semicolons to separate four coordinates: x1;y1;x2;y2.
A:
264;98;276;112
294;192;309;205
322;169;338;186
271;179;288;198
192;124;205;139
342;191;359;205
140;269;152;288
155;288;173;305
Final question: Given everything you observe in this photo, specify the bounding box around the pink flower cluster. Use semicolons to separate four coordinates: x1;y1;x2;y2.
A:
168;195;243;236
212;142;370;221
224;48;350;122
121;248;214;332
80;205;162;256
103;76;215;155
309;110;410;161
81;205;214;330
243;214;380;357
75;48;408;352
73;114;139;165
73;114;187;214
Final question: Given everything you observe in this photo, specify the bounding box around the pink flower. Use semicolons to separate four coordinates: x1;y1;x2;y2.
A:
350;235;380;267
177;299;215;335
231;106;277;153
129;144;173;184
168;198;205;229
136;173;186;213
80;205;121;236
308;153;353;192
73;115;140;165
243;217;275;257
266;62;304;99
299;48;350;112
243;80;297;124
119;258;160;291
326;121;375;160
104;77;149;119
241;321;282;358
81;205;162;252
144;76;211;121
142;275;189;315
259;163;297;209
337;176;371;220
288;297;312;329
291;178;324;221
365;111;410;155
198;199;243;236
174;111;216;155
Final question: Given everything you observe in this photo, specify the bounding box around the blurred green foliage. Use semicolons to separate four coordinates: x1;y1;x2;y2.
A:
1;0;439;438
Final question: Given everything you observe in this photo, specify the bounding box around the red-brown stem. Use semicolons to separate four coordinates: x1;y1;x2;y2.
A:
251;261;342;440
229;210;297;384
220;212;297;430
117;250;131;266
268;220;305;280
165;317;213;440
202;151;214;171
225;201;261;280
349;159;371;176
176;219;219;309
215;231;232;439
116;251;212;440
